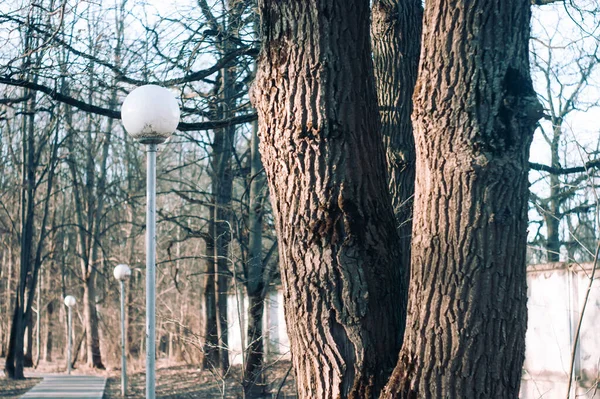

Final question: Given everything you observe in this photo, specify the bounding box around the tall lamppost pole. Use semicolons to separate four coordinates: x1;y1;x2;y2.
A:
114;264;132;396
64;295;76;375
121;85;180;399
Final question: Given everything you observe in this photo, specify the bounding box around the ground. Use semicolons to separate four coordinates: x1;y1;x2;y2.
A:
0;358;297;398
103;361;296;398
0;377;41;398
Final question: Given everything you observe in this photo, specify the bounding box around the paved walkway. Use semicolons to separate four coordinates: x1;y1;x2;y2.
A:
20;374;106;399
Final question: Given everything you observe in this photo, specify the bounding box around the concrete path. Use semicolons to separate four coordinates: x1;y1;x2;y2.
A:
20;374;106;399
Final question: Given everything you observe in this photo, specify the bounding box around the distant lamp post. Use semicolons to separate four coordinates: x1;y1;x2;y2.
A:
114;264;132;397
121;85;180;399
63;295;77;375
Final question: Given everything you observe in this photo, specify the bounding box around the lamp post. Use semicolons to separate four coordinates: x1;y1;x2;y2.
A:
121;85;180;399
114;264;132;396
63;295;76;375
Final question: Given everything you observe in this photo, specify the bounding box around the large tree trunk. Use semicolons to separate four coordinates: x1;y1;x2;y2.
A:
1;246;13;358
243;121;267;398
5;83;38;380
210;41;238;375
213;119;233;374
197;0;248;376
201;236;219;370
243;292;265;397
371;0;422;288
83;274;103;368
5;297;24;379
253;1;405;397
0;250;5;358
381;1;542;398
44;299;53;362
63;70;105;369
544;125;561;262
23;315;34;367
71;328;86;369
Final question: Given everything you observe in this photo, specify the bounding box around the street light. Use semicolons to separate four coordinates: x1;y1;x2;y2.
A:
63;295;76;375
114;264;132;397
121;85;180;399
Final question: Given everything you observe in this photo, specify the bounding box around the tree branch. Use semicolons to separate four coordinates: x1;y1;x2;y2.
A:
529;158;600;175
1;13;258;86
0;76;257;131
531;0;564;5
0;95;31;105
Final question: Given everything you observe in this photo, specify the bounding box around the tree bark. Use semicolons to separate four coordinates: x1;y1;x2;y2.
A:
0;250;5;358
5;76;39;379
1;246;13;358
71;327;86;369
243;291;266;397
213;116;233;373
62;60;105;368
544;124;561;262
381;1;542;397
44;299;53;362
5;298;23;379
371;0;422;289
201;236;219;370
243;121;267;398
253;1;405;397
24;312;34;367
82;273;103;368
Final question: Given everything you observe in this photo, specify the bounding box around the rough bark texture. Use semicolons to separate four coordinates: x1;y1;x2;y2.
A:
253;1;404;397
371;0;422;284
242;121;267;398
44;299;53;362
544;126;561;262
212;115;233;374
66;109;104;370
63;64;105;369
381;1;542;398
1;247;12;359
82;273;103;368
201;236;219;370
5;83;39;380
243;292;266;397
24;316;33;367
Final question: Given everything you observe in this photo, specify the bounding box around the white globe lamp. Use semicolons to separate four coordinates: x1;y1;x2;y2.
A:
114;263;131;395
121;85;180;144
114;264;132;281
64;295;76;307
64;295;76;375
120;84;180;399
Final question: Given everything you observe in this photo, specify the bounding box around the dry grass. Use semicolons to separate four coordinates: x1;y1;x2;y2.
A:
0;376;42;398
1;357;297;398
103;360;297;398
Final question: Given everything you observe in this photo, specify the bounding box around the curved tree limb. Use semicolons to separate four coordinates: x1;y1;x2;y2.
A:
530;159;600;175
0;76;257;131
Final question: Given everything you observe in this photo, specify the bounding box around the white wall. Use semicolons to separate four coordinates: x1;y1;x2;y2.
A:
225;264;600;398
521;263;600;399
226;288;291;365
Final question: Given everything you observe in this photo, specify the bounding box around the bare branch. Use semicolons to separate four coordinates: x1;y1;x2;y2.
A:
530;158;600;175
0;76;257;131
531;0;564;5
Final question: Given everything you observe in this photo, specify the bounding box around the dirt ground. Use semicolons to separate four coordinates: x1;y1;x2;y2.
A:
103;360;297;398
0;377;41;398
0;358;297;399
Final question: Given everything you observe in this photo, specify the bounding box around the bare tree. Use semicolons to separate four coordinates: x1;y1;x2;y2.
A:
3;0;62;378
371;0;422;287
382;1;542;397
527;7;600;263
253;1;405;396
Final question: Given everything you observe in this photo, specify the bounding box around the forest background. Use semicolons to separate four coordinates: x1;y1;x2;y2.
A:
0;0;599;398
